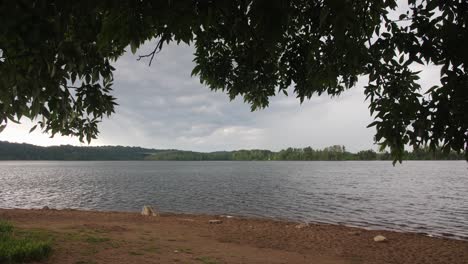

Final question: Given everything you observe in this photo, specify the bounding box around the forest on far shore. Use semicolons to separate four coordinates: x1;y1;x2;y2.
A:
0;141;464;161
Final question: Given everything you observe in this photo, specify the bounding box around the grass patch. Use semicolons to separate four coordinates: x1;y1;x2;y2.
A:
143;246;160;253
195;256;220;264
177;248;193;254
108;241;122;249
85;236;110;243
0;221;13;234
0;221;52;263
63;228;111;244
129;251;144;256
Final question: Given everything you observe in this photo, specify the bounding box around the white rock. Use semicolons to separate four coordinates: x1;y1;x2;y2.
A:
220;215;234;219
141;205;158;216
373;235;387;242
208;219;223;224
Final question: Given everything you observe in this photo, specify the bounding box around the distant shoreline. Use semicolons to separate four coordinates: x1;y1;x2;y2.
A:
1;159;465;162
1;208;467;264
1;140;465;161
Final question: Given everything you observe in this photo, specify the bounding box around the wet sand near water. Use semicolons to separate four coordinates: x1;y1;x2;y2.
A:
1;209;467;264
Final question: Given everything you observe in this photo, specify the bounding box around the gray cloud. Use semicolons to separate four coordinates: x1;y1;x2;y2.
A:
3;34;440;152
88;42;377;152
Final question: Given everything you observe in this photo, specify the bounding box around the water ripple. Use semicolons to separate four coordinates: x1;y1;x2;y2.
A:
0;160;467;240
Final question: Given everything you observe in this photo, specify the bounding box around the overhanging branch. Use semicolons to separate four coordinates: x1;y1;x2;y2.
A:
137;38;165;66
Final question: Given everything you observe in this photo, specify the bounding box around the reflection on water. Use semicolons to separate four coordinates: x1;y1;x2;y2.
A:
0;160;466;240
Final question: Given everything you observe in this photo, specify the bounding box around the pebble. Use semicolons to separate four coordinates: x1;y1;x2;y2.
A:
373;235;387;242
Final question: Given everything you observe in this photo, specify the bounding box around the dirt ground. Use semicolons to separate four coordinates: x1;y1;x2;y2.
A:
1;209;467;264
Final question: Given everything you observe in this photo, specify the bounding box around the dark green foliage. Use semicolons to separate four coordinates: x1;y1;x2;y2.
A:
147;149;276;161
0;0;467;163
1;141;464;161
145;145;464;161
0;141;163;160
0;221;52;263
357;150;378;160
142;150;235;161
276;146;351;161
0;141;464;161
0;221;13;234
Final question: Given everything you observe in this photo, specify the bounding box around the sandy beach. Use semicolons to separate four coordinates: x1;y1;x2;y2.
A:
1;208;467;264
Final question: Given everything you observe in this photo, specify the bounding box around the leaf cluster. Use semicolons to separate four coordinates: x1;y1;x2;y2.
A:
0;0;466;162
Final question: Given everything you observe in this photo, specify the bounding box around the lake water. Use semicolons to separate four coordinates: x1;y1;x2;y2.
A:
0;160;466;240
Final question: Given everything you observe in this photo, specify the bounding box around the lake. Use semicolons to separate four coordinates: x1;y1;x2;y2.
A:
0;160;466;240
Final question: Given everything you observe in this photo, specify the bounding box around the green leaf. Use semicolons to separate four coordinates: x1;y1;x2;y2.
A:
130;41;138;54
367;121;380;128
29;125;38;133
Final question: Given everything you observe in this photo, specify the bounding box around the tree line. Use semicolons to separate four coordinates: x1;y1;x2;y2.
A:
146;145;464;161
0;141;463;161
0;141;161;160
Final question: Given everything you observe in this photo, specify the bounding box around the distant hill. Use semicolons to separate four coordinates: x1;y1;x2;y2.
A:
0;141;164;160
0;141;464;161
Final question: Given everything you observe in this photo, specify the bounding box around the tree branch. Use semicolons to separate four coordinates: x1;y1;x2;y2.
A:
137;38;164;66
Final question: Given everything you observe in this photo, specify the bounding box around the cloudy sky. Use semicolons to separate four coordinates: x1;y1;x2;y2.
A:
1;38;440;152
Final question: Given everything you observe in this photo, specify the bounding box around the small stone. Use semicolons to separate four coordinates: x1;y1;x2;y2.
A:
141;205;158;216
208;219;223;224
220;215;234;219
373;235;387;242
295;223;309;229
42;206;50;210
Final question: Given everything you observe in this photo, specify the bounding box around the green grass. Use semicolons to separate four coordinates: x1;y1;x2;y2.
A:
195;256;220;264
177;248;193;254
143;246;160;253
128;251;144;256
0;221;13;234
85;235;110;243
62;227;111;245
0;221;52;263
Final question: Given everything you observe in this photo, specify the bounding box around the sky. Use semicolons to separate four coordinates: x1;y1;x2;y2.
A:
1;22;441;152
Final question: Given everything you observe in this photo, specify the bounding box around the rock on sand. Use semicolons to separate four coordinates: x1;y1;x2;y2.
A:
141;205;158;216
374;235;387;242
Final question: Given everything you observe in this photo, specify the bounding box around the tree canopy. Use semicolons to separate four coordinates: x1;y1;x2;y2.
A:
0;0;467;162
1;141;463;161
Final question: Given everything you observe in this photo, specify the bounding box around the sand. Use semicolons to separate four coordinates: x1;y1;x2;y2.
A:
1;208;467;264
